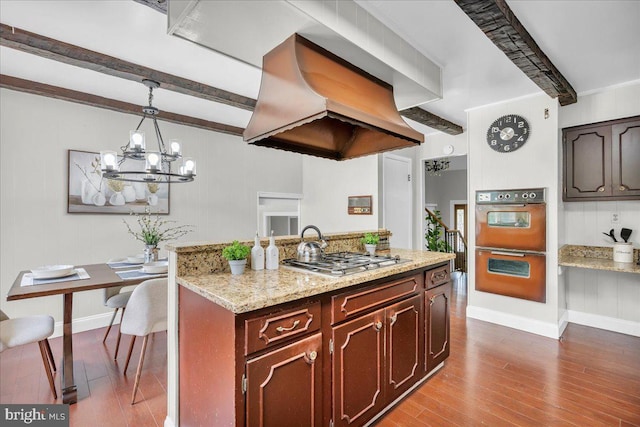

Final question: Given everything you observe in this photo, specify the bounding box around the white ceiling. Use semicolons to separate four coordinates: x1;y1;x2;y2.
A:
1;1;639;135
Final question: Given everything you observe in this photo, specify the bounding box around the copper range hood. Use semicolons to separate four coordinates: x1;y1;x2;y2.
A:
243;34;424;160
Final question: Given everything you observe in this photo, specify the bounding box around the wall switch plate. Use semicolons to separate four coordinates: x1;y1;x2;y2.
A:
611;212;620;224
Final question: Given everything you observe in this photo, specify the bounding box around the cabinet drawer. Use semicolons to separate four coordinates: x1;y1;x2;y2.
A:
425;264;450;289
331;274;420;324
245;302;321;355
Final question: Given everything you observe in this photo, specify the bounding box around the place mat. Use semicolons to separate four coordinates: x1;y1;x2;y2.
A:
116;269;166;281
21;268;90;287
108;258;168;269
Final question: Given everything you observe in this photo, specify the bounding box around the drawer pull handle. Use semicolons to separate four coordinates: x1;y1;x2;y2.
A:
432;271;447;281
374;321;383;331
307;350;318;363
619;185;627;191
276;320;300;333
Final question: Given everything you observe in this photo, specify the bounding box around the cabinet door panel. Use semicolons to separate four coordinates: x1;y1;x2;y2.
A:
246;333;322;427
426;282;451;372
333;310;385;427
612;120;640;197
386;295;421;402
564;126;612;199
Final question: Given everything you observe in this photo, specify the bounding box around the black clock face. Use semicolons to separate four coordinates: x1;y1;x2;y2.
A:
486;114;530;153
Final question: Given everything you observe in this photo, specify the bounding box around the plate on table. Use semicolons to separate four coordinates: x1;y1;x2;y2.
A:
142;261;168;274
30;265;75;279
126;255;145;264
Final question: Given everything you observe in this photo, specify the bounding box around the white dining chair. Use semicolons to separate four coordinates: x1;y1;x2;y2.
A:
120;278;167;405
102;285;133;359
0;310;57;399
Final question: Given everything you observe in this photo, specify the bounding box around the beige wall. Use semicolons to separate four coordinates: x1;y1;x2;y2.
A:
0;89;303;325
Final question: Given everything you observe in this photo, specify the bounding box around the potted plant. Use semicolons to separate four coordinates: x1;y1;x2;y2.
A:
425;210;450;252
361;232;380;256
123;207;193;262
222;240;251;275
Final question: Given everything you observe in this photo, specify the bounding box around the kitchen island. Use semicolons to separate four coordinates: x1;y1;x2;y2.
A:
171;244;454;427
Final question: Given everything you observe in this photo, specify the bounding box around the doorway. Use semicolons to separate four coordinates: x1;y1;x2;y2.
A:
382;154;412;249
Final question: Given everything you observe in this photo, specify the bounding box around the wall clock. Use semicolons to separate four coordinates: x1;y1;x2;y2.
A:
486;114;530;153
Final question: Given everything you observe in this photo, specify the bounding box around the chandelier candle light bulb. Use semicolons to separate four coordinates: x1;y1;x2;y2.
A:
100;151;119;172
130;130;145;151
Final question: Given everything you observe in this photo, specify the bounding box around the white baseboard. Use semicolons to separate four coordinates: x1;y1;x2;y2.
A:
51;312;118;338
567;310;640;337
558;309;569;337
164;416;175;427
466;305;563;339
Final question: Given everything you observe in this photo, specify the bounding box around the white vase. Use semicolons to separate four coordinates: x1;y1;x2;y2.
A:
92;192;106;206
228;259;247;275
81;179;97;205
109;192;125;206
123;185;136;202
134;183;147;200
365;244;377;256
148;193;158;206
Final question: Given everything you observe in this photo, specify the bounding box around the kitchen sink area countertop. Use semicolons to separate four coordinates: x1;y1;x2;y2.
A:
559;245;640;274
176;248;454;314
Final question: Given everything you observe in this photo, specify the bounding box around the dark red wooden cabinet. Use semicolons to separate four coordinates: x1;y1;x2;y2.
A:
425;282;451;372
246;333;322;427
179;263;451;427
563;116;640;201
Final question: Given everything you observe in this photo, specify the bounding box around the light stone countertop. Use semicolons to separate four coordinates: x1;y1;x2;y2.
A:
176;249;455;314
558;245;640;275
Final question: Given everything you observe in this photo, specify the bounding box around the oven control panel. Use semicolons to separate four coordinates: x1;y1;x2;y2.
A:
476;188;546;204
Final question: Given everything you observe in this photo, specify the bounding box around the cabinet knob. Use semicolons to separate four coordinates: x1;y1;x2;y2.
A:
307;350;317;363
389;313;398;326
374;321;383;331
597;186;605;192
619;185;627;191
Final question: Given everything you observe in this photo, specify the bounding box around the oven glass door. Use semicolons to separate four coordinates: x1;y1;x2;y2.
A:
476;204;546;252
475;250;546;303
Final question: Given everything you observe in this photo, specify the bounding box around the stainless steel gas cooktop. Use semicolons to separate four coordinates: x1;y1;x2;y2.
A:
282;252;410;277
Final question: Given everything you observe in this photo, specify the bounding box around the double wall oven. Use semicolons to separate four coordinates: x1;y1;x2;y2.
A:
475;188;547;303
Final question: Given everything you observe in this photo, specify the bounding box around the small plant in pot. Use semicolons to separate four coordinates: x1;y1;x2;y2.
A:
222;240;251;275
361;233;380;256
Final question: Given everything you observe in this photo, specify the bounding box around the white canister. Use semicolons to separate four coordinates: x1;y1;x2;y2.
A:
613;242;633;263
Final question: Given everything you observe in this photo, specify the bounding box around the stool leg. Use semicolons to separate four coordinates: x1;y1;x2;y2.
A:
114;307;126;359
130;335;149;405
124;336;137;374
44;338;56;372
102;308;119;343
38;340;57;399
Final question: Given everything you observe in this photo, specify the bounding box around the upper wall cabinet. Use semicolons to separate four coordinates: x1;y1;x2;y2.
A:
563;116;640;201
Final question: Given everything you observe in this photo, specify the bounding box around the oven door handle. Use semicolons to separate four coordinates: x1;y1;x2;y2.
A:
490;251;526;257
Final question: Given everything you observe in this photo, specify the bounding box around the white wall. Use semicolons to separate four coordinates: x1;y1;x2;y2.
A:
0;89;303;323
467;93;562;338
301;155;378;233
559;80;640;330
425;168;467;233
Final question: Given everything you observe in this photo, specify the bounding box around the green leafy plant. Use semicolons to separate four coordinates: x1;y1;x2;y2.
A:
222;240;251;261
425;210;450;252
123;208;193;246
361;232;380;245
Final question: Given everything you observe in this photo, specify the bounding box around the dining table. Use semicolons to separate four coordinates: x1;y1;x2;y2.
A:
6;262;167;404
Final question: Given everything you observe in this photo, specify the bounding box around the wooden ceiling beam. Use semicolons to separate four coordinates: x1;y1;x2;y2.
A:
400;107;463;135
0;22;256;111
454;0;577;106
0;74;245;137
0;22;464;135
132;0;167;14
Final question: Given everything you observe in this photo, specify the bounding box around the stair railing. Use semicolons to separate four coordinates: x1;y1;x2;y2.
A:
425;207;467;273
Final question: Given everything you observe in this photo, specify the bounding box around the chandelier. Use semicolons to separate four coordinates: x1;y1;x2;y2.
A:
100;79;196;183
425;158;450;176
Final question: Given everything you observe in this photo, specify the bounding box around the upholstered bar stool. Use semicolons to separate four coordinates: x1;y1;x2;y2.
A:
120;278;167;404
0;310;57;399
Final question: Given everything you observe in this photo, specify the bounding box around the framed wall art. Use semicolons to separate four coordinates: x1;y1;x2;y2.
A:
67;149;169;214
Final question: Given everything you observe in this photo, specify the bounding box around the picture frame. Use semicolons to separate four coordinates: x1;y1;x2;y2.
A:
67;149;169;214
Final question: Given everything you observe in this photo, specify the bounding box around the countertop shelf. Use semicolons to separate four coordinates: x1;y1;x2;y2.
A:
559;245;640;275
176;248;454;314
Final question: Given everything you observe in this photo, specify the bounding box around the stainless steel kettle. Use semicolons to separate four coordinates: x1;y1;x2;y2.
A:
297;225;328;262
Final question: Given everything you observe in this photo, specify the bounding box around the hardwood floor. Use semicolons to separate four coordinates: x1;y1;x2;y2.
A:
2;272;639;426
